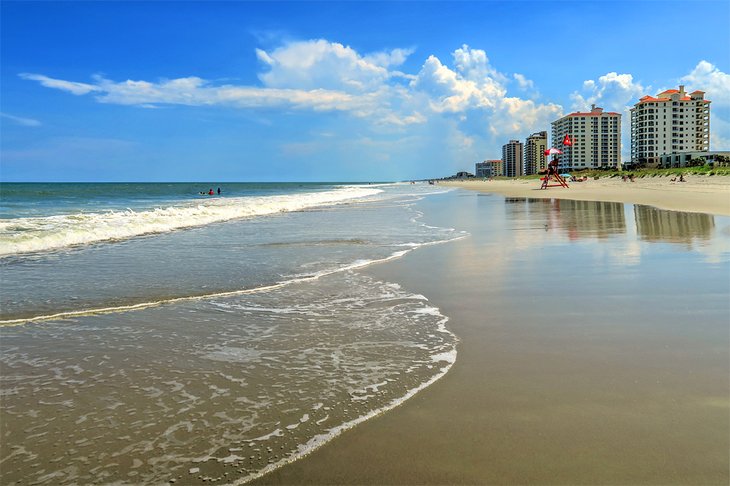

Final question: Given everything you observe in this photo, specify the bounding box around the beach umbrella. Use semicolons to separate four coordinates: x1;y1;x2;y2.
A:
544;148;563;156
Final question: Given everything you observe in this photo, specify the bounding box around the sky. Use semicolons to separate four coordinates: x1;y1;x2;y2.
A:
1;0;729;182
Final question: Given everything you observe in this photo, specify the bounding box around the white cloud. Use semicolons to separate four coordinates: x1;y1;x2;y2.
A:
570;72;647;113
19;40;562;145
680;60;730;107
513;73;534;91
363;47;415;69
255;39;407;92
410;46;507;113
490;97;562;138
0;112;41;127
19;73;100;95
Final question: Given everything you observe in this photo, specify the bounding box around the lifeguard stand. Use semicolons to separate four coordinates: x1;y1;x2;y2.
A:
540;158;569;189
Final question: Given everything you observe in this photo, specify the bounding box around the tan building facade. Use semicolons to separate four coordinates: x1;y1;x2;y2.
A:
630;85;711;167
524;131;547;175
502;140;523;177
551;105;621;170
475;159;503;178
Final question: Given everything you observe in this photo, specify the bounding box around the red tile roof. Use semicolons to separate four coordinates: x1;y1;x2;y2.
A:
637;96;669;103
637;94;711;104
568;111;620;117
690;90;705;94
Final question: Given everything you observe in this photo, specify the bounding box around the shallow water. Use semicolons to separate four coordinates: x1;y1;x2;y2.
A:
0;183;461;485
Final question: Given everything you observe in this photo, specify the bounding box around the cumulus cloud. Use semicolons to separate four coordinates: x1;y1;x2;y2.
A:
680;60;730;107
570;72;647;112
490;97;562;137
256;39;409;92
410;46;507;113
513;73;534;91
19;40;561;141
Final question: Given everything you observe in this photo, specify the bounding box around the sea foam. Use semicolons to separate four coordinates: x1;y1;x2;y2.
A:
0;186;381;257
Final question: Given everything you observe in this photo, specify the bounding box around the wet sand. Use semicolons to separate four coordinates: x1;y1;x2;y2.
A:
443;175;730;216
255;194;729;484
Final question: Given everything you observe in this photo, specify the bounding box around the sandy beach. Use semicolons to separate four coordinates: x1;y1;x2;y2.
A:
442;175;730;216
256;185;730;485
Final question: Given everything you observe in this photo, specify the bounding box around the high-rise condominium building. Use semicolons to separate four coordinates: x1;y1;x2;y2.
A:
524;131;547;175
630;85;710;167
502;140;523;177
551;105;621;170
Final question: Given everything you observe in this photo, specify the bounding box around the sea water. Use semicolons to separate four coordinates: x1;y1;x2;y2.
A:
0;182;464;484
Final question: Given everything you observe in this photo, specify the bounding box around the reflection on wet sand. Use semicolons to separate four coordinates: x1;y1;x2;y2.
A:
505;198;626;240
504;198;717;246
635;205;714;245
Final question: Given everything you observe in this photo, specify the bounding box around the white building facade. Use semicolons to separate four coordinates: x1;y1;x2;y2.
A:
551;105;621;171
630;85;711;167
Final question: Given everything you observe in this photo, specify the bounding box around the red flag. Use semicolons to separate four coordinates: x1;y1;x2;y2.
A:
563;134;572;146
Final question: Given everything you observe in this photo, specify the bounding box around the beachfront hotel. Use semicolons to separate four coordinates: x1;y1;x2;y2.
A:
502;140;524;177
524;131;547;175
630;85;711;167
551;105;621;171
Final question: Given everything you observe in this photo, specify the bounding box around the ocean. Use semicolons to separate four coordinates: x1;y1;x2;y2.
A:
2;183;729;485
0;182;464;484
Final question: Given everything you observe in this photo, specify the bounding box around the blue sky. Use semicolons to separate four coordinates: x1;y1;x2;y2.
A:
1;1;729;182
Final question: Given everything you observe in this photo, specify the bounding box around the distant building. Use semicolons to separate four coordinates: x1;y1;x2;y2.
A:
659;150;729;168
475;161;490;178
502;140;523;177
524;131;547;175
630;85;711;167
551;105;621;171
475;159;503;178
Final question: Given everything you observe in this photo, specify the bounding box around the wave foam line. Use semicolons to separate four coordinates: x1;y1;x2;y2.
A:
0;234;465;327
234;314;458;485
0;186;382;258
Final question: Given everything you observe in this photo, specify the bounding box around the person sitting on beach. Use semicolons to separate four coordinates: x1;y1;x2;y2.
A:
679;174;685;182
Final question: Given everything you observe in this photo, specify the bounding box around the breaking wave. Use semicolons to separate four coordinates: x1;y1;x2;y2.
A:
0;186;381;257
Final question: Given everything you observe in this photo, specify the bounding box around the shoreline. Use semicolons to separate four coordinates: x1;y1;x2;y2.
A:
440;175;730;216
254;189;729;485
